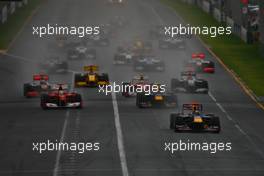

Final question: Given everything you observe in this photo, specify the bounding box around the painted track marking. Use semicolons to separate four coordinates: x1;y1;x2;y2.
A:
53;70;76;176
53;111;69;176
111;86;129;176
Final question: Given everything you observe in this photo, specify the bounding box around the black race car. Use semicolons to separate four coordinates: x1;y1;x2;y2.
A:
23;74;51;98
41;84;82;109
131;40;152;55
67;42;96;60
108;0;125;4
158;38;185;49
133;55;165;72
170;103;221;133
136;90;177;108
39;56;68;74
171;71;208;94
113;46;134;65
186;53;215;73
85;35;110;47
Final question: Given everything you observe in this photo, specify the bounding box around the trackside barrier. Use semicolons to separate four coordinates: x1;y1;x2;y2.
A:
177;0;252;43
0;5;8;24
241;27;248;43
226;17;234;32
202;0;210;13
10;2;16;14
213;8;221;22
0;1;28;24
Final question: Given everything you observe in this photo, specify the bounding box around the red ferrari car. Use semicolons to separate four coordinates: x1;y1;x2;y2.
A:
40;84;82;109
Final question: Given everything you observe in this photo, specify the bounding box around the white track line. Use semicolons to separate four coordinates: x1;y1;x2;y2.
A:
234;124;246;136
53;111;69;176
140;1;164;25
111;88;129;176
209;91;235;122
53;70;76;176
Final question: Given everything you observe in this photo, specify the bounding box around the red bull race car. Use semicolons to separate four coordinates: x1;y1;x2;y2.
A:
136;84;177;108
41;84;82;109
170;103;221;133
23;74;51;98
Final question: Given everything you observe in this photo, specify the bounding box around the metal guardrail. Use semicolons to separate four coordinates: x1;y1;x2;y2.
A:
0;0;28;24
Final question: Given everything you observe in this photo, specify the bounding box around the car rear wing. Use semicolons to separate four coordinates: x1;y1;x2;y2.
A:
182;103;203;113
84;65;98;72
33;74;49;81
192;53;205;59
52;84;69;91
181;71;196;77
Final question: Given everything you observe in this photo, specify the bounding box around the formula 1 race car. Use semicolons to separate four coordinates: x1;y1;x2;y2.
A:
23;74;51;98
133;55;165;72
136;89;177;108
186;53;215;73
158;37;185;49
170;103;221;133
85;35;110;47
171;71;209;94
113;46;134;65
67;42;96;60
39;56;68;74
122;74;149;97
132;40;152;55
74;65;109;88
41;84;82;109
108;0;125;5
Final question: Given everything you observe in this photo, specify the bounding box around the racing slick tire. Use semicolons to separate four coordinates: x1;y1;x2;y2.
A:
100;73;109;82
136;93;145;108
74;94;83;109
23;84;31;97
40;94;49;110
170;114;184;132
74;74;85;87
171;79;180;92
170;114;177;129
211;116;221;133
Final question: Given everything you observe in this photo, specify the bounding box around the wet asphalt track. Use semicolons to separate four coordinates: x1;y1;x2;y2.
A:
0;0;264;176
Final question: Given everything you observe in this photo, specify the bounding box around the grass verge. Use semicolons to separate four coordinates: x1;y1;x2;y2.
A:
0;0;42;50
161;0;264;97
